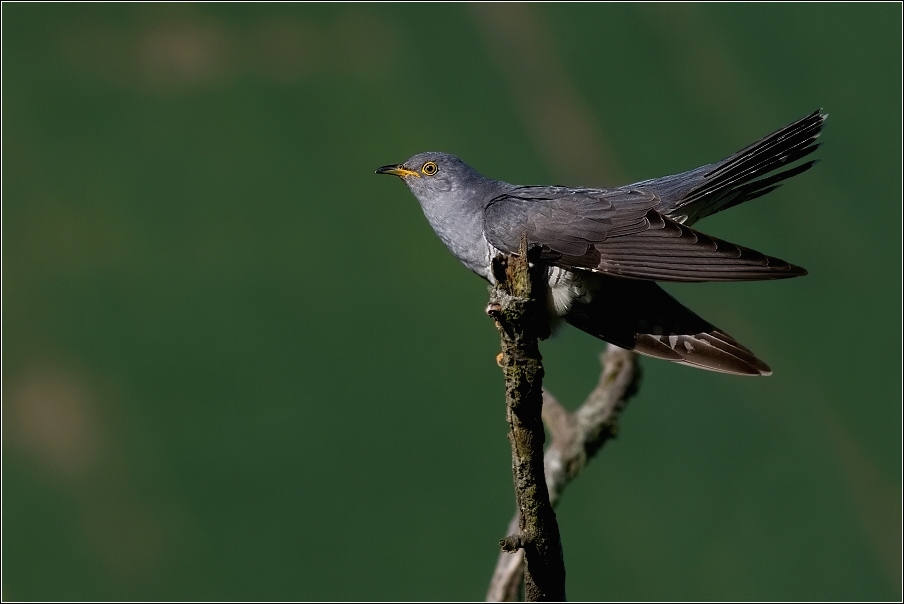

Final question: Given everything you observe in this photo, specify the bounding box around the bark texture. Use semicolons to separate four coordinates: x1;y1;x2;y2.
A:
486;240;565;602
486;345;641;602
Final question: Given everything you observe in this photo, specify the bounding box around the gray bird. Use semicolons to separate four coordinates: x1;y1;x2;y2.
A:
377;110;825;375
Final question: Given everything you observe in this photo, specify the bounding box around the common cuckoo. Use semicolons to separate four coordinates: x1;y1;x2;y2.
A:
377;110;825;375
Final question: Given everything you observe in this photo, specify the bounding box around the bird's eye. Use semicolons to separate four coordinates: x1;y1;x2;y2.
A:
422;161;438;176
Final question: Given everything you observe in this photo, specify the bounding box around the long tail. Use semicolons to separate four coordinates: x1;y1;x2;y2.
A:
565;275;772;376
637;110;827;225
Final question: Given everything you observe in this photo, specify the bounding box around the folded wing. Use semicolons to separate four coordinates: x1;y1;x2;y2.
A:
484;186;806;282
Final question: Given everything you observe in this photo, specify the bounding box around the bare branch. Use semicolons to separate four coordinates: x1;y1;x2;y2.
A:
486;345;641;601
487;239;566;602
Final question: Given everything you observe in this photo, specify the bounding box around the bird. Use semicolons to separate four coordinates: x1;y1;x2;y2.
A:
376;110;825;376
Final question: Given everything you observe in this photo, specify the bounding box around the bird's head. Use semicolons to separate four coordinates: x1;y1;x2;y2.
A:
375;152;489;201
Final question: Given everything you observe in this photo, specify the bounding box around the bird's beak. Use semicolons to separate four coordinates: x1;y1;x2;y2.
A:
375;164;420;178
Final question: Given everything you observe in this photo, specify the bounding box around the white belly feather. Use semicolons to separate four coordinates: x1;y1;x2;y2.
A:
480;241;596;327
547;266;594;317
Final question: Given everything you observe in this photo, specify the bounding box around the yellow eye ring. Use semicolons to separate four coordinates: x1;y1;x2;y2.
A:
422;161;438;176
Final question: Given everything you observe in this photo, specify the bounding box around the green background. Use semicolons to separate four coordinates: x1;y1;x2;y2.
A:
3;3;900;601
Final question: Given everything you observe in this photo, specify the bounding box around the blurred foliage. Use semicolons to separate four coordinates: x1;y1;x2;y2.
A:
2;3;901;601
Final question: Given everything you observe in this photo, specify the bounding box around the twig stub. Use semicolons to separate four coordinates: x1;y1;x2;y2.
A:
500;534;526;552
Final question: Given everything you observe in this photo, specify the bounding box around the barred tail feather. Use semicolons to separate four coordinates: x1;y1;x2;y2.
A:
645;110;827;225
565;276;772;376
